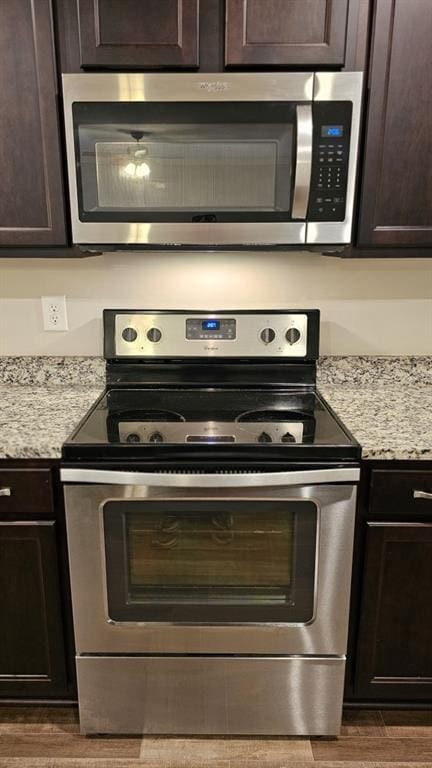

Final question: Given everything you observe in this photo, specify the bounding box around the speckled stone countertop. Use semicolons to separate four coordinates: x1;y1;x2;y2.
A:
0;356;431;461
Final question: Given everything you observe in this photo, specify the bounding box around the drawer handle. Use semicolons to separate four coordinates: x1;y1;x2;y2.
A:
0;487;12;497
413;490;432;500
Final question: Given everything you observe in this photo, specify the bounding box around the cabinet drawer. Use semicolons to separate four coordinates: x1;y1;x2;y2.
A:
0;470;53;519
370;470;432;517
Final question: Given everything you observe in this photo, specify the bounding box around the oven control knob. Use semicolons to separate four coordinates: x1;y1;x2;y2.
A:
260;327;276;344
149;431;164;443
147;327;162;343
281;431;296;443
285;327;301;345
126;432;141;443
258;431;272;443
122;327;138;343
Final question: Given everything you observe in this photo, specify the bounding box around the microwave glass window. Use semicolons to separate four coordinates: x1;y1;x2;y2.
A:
103;500;317;623
73;102;296;223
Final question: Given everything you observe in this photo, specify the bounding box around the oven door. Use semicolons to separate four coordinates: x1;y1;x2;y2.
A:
62;72;314;247
63;467;358;656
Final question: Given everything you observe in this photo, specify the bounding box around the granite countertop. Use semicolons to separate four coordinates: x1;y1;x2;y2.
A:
0;385;103;459
0;356;431;461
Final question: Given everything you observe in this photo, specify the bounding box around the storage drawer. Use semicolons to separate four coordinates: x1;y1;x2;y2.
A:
0;469;53;519
370;470;432;517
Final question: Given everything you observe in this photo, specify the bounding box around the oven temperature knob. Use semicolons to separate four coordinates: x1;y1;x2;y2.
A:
260;327;276;344
122;327;138;342
258;431;272;443
286;327;301;345
126;433;141;443
147;327;162;343
149;431;164;443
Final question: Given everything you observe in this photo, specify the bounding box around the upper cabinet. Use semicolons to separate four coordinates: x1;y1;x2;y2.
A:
76;0;199;69
0;0;67;247
357;0;432;248
225;0;349;67
57;0;359;73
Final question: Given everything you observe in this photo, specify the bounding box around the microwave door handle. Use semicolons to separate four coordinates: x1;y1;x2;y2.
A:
291;105;313;220
60;467;360;487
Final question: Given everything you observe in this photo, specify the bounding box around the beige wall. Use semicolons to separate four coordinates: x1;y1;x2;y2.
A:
1;251;431;355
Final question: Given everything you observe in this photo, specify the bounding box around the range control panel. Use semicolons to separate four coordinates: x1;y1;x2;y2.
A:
308;102;353;222
108;310;319;359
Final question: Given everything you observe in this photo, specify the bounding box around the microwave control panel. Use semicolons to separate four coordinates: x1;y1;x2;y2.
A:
308;102;353;223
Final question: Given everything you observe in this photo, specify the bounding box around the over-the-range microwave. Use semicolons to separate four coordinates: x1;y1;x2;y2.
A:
62;72;363;251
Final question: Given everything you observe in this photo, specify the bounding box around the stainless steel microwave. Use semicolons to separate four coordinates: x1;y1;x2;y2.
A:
62;72;363;250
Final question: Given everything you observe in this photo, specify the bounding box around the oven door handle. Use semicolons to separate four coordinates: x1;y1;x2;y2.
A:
60;467;360;487
291;104;313;220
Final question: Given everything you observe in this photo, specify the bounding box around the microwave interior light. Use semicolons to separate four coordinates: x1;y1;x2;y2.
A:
123;160;151;179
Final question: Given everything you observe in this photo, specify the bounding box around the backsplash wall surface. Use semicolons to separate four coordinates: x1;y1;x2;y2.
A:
1;252;431;355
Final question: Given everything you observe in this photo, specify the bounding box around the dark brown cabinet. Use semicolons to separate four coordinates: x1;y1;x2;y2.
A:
0;521;68;698
357;0;432;247
225;0;349;67
0;467;73;699
346;464;432;704
0;0;67;247
76;0;199;69
57;0;365;74
355;522;432;701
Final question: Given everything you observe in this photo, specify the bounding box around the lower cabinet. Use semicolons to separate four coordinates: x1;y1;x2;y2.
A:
0;467;74;699
347;464;432;704
354;522;432;700
0;521;68;697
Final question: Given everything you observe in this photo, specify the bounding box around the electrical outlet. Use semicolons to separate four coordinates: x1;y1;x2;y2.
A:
41;296;68;332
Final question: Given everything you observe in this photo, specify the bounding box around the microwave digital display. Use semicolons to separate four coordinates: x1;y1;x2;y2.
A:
202;320;220;331
321;125;344;138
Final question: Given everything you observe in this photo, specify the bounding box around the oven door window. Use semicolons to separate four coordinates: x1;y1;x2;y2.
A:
72;102;296;223
103;500;317;623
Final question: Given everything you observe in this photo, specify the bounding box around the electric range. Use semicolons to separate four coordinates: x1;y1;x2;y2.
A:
61;309;361;737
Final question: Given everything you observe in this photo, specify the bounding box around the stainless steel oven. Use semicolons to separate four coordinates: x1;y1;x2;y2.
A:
63;468;358;735
62;72;363;249
61;308;361;736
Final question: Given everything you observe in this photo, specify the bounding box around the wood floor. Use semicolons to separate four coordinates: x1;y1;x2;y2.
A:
0;706;431;766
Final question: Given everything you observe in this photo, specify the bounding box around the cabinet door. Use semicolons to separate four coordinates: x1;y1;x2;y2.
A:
77;0;199;68
0;0;67;247
225;0;348;67
0;521;68;698
358;0;432;246
355;522;432;700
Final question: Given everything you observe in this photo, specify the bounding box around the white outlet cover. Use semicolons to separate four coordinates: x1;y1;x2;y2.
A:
41;296;68;332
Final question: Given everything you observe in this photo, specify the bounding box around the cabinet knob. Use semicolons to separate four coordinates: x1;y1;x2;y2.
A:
0;487;12;497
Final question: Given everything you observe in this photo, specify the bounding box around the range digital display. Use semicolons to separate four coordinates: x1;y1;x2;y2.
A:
202;320;220;331
321;125;344;138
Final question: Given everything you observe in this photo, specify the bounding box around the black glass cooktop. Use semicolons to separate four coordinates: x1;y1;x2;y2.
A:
63;387;360;462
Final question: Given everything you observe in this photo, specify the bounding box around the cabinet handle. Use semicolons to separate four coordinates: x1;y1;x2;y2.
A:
0;487;12;497
413;490;432;500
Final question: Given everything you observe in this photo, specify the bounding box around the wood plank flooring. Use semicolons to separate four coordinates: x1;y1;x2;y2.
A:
0;706;431;766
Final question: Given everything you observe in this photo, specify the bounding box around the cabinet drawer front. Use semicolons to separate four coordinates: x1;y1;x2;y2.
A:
0;470;53;519
370;470;432;517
